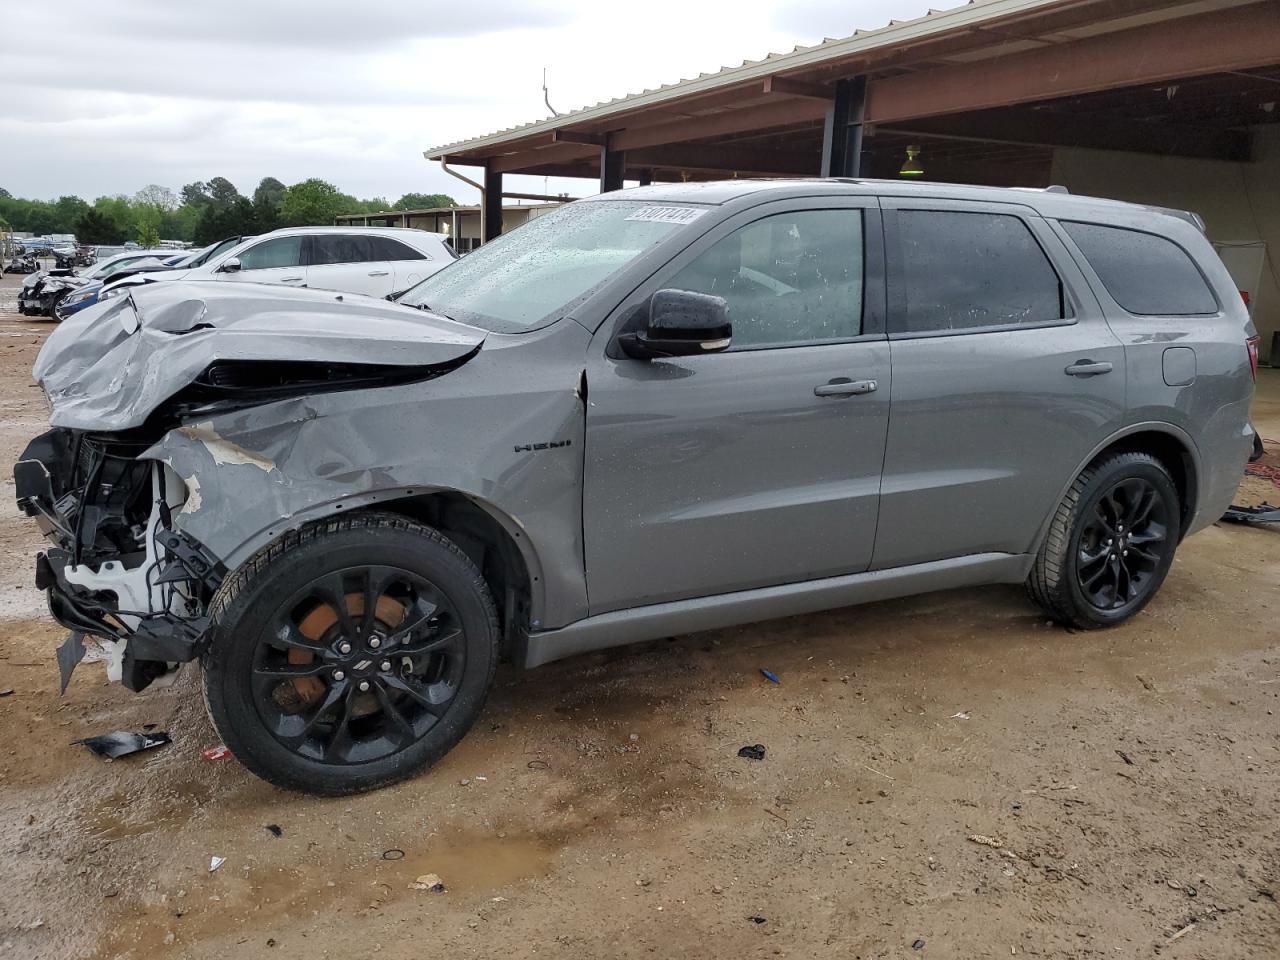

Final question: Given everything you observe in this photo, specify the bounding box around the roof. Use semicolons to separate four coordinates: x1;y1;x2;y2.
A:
424;0;1067;159
257;225;447;238
335;202;562;220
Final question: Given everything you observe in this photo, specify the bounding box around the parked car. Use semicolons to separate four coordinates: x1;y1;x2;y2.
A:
18;248;180;317
56;238;251;322
16;180;1257;795
104;226;455;301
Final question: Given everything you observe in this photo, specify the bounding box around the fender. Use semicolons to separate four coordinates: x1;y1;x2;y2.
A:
1029;420;1202;555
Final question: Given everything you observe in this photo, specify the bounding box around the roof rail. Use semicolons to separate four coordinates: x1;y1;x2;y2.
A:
1043;185;1069;194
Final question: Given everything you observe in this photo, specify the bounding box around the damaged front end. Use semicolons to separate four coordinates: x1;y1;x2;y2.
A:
16;429;225;690
18;281;487;693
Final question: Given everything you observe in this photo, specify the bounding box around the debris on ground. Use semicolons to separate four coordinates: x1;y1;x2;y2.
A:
1220;503;1280;526
381;849;405;861
1168;921;1196;942
209;856;225;872
202;745;232;762
265;825;282;838
968;834;1004;849
912;939;926;950
55;630;87;694
747;915;767;924
738;744;766;761
73;730;170;760
951;711;970;720
1137;675;1156;691
0;687;14;697
412;873;446;892
1116;750;1135;765
760;669;780;684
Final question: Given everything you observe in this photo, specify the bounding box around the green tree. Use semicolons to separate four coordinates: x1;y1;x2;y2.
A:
76;208;125;244
181;181;212;207
136;206;162;248
252;176;287;233
134;184;180;212
53;196;91;233
280;178;349;226
393;192;456;211
207;177;244;208
0;187;11;200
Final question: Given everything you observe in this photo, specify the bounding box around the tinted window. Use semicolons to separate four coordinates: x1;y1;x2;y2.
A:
1062;221;1217;315
372;236;426;261
666;209;863;347
311;234;375;266
896;211;1067;333
238;236;303;271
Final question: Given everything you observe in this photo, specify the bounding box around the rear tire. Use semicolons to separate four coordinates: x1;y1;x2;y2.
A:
1027;452;1179;629
201;513;498;795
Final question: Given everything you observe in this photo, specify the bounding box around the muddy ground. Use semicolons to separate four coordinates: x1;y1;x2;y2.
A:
0;272;1276;959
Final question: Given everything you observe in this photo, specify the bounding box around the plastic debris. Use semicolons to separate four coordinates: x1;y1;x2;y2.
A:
738;744;766;761
412;873;446;892
56;630;88;694
209;856;225;872
202;745;233;762
381;849;405;861
747;915;767;924
73;730;170;760
912;939;926;950
950;711;970;720
266;824;283;838
760;669;780;684
0;688;14;697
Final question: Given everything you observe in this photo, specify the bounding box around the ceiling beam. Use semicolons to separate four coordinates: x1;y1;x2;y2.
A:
628;142;818;175
762;75;833;100
610;97;829;152
550;130;607;146
885;108;1254;162
865;2;1280;124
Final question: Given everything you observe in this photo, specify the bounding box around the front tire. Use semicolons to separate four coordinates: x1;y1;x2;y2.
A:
1027;452;1180;629
201;513;498;795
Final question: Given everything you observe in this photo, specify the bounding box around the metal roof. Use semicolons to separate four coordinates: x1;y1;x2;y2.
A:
424;0;1072;159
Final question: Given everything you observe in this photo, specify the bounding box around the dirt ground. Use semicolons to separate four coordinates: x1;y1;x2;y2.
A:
0;271;1276;960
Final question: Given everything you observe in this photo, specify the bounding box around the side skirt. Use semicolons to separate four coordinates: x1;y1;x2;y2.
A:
525;552;1034;668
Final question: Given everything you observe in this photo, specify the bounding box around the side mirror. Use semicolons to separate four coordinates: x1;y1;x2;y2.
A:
218;257;242;273
618;289;731;360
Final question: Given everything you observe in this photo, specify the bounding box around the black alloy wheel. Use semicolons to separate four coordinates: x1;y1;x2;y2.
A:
1073;476;1170;614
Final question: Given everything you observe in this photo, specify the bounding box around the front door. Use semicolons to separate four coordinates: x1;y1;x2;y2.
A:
584;199;891;615
871;198;1127;570
219;235;308;289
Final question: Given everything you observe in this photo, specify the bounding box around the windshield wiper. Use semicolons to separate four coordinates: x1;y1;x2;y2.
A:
413;302;455;322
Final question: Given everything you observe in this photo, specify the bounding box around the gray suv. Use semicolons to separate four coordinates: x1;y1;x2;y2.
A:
16;179;1258;795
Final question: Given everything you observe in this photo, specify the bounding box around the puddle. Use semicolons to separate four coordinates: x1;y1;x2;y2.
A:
400;832;558;892
80;780;212;842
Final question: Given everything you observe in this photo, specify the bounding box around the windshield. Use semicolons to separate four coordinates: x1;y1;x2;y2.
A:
183;236;247;268
82;255;147;278
397;200;708;332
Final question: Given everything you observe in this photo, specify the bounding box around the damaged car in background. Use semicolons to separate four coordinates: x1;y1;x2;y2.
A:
18;249;184;318
16;181;1257;796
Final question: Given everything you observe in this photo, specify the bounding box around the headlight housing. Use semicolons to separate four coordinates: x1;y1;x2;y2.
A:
98;286;126;301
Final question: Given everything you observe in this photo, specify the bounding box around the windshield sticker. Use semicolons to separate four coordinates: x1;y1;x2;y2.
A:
624;206;705;225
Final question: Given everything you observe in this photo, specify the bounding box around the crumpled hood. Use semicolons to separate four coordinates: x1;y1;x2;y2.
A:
34;281;486;432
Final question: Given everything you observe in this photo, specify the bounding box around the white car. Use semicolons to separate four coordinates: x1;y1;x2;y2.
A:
104;226;455;300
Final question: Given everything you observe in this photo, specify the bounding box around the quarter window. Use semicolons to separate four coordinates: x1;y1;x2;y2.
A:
665;209;864;347
1062;221;1217;315
895;211;1068;333
237;236;303;271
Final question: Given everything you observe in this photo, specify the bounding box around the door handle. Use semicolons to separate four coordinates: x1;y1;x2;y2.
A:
368;270;389;277
1064;360;1114;377
280;276;303;283
814;378;878;398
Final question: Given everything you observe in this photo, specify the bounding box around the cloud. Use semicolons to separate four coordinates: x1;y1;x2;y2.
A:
771;0;951;39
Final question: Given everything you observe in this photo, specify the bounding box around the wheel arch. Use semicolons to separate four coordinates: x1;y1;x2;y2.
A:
371;491;541;663
1034;422;1201;552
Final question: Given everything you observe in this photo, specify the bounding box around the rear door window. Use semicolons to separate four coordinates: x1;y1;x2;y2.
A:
311;234;376;266
372;236;427;261
894;210;1068;334
1062;221;1217;315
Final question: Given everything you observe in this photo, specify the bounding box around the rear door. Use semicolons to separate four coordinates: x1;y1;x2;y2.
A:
374;235;440;293
872;198;1126;570
220;235;308;289
583;197;892;613
308;234;390;297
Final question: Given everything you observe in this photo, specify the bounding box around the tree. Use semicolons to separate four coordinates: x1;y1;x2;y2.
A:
181;181;212;207
76;209;125;245
394;192;457;211
279;178;349;226
252;177;287;233
0;187;11;200
207;177;244;208
136;206;162;247
134;184;180;212
53;196;91;233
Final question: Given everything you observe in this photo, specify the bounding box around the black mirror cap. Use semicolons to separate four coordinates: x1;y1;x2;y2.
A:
619;288;732;360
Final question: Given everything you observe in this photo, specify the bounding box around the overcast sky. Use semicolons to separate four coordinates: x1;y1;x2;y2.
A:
1;0;942;205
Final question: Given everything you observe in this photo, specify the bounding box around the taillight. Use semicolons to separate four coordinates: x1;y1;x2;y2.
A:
1246;335;1260;381
1240;290;1251;309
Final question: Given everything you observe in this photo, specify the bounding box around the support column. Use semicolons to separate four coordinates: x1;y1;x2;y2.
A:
637;169;652;187
820;76;868;178
483;163;503;243
450;207;459;249
600;140;625;193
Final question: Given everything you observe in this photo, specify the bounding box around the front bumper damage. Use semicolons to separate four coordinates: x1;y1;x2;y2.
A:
16;428;226;691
